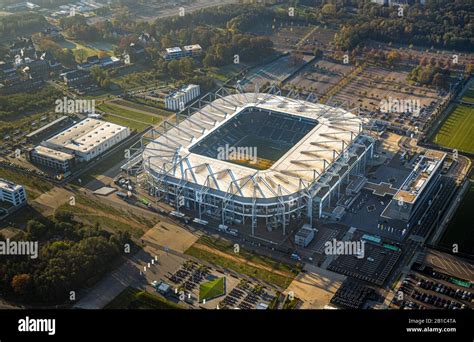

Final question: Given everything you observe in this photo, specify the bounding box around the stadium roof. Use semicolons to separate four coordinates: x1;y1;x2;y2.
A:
143;93;366;199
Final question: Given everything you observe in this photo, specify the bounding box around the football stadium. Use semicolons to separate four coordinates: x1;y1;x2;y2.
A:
125;88;375;235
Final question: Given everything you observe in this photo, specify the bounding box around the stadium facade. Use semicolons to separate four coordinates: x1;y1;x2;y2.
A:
124;88;375;235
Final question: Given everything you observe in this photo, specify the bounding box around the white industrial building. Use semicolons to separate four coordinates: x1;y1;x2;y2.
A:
39;118;130;163
165;84;200;111
0;179;27;207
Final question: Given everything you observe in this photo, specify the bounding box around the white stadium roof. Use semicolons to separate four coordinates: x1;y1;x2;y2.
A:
143;93;366;199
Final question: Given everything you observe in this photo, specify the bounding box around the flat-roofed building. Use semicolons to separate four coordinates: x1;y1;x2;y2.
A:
163;47;184;61
29;145;75;172
165;84;200;111
0;179;27;206
163;44;202;60
43;118;130;162
26;116;73;143
183;44;202;57
295;224;315;248
382;150;446;223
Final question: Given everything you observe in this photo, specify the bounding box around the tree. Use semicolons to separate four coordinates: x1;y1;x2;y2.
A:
76;49;88;63
321;4;337;15
27;220;47;240
11;274;33;298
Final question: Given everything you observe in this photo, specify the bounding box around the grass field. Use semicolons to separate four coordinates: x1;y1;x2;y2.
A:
58;39;110;63
55;191;158;238
98;103;158;124
0;167;53;199
105;287;182;309
101;113;149;132
205;64;246;82
113;99;172;118
460;85;474;104
185;236;297;289
431;104;474;154
199;277;226;302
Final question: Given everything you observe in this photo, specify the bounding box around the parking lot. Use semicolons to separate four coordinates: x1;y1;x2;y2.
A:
285;58;353;97
239;54;313;92
154;259;278;310
328;237;402;287
392;249;473;310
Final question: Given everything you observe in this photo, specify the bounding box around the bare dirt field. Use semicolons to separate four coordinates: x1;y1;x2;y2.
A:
284;264;345;309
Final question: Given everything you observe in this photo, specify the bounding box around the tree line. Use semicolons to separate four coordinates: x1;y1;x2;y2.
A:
0;211;132;304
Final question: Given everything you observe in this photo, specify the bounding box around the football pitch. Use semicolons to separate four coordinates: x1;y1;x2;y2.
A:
431;104;474;154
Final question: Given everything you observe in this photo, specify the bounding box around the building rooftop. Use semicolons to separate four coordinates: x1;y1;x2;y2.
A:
33;145;75;162
26;116;70;138
45;118;128;154
295;225;314;239
0;178;23;192
166;84;199;100
183;44;202;51
166;47;182;54
393;151;446;204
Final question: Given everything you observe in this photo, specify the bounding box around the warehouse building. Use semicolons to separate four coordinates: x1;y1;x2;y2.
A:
29;119;130;172
42;118;130;162
29;145;75;172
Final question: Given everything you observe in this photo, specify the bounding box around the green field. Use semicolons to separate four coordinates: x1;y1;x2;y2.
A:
113;99;172;119
185;236;297;289
460;86;474;104
0;167;53;199
98;103;158;124
199;277;226;302
105;287;182;309
431;104;474;154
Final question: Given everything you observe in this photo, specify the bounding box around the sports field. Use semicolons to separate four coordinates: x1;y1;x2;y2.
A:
431;104;474;154
199;277;225;302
